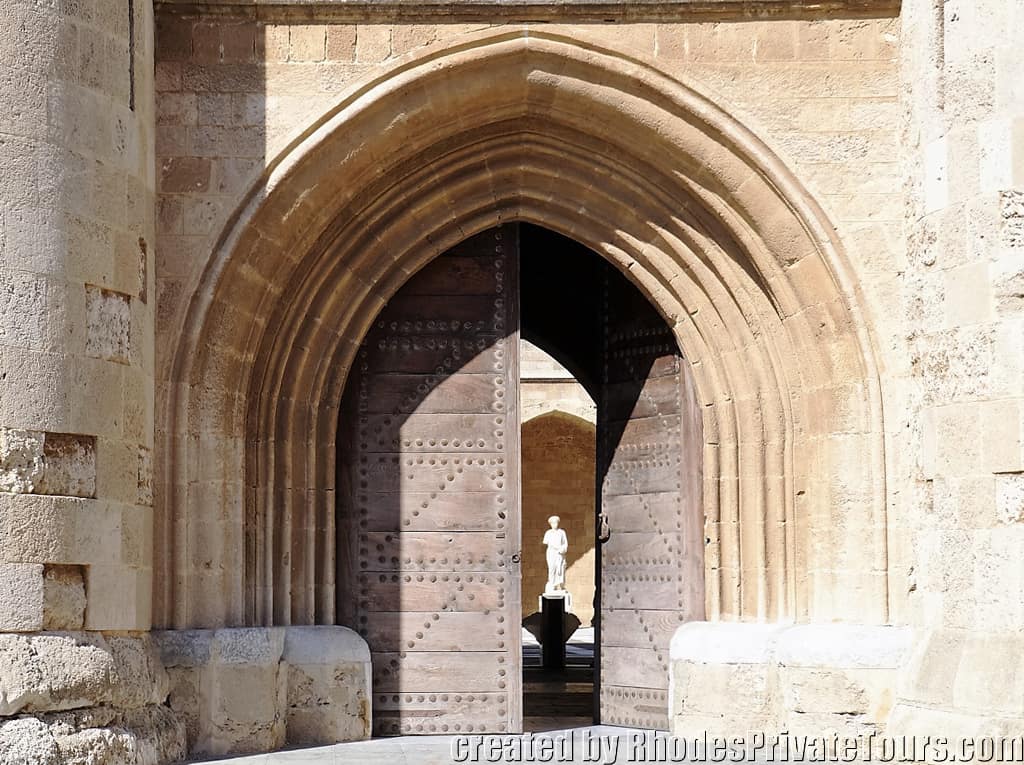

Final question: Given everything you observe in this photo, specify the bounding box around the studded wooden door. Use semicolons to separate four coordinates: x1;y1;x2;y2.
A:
597;266;703;730
338;225;521;736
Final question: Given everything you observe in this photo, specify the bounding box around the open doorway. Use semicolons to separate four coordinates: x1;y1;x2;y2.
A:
336;222;701;736
520;223;703;732
520;343;597;731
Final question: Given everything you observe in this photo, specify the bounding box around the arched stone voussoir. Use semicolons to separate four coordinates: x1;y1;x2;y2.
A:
159;27;888;630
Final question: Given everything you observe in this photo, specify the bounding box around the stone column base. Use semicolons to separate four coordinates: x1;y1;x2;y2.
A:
669;622;913;738
154;625;371;758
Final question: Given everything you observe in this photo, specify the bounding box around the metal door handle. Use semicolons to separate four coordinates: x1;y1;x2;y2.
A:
510;553;521;564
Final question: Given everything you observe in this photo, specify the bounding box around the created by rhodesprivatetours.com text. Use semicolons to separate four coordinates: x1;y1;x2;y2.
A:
449;730;1024;763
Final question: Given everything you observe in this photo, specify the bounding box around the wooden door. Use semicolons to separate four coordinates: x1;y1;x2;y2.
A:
338;225;522;736
597;265;703;730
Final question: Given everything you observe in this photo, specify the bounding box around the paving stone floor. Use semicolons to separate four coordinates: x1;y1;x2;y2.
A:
189;725;653;764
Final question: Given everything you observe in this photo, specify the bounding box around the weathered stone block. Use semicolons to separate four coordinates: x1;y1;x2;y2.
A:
36;433;96;499
84;566;152;631
282;626;371;745
158;156;210;193
671;623;912;739
0;429;44;494
0;563;44;632
0;704;186;765
0;632;167;715
84;285;131;365
41;564;85;630
996;472;1024;524
153;627;371;757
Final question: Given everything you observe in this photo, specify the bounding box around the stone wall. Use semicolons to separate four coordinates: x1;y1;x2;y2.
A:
0;0;167;758
522;413;597;627
1;0;157;636
888;0;1024;739
0;633;184;764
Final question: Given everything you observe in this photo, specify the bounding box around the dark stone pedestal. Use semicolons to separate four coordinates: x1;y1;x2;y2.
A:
541;594;566;671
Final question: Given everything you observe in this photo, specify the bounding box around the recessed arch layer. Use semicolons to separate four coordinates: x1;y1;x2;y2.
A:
156;27;888;629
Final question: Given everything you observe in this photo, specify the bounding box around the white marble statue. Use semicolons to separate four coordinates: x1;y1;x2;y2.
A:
543;515;568;594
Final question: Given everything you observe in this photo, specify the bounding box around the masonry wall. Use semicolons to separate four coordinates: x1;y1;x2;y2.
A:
889;0;1024;737
0;0;185;759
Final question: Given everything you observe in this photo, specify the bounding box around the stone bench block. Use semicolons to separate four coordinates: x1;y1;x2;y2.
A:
669;622;913;739
154;625;371;759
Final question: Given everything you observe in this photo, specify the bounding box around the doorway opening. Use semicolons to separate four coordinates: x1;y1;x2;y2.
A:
336;222;702;736
520;345;597;731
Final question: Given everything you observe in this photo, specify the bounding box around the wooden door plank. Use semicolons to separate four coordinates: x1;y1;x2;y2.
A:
358;491;505;532
358;531;509;571
355;413;507;453
601;645;669;690
359;340;504;375
363;611;509;652
357;574;507;612
358;454;509;493
373;693;509;736
600;609;686;650
600;685;669;730
372;651;511;693
355;373;504;415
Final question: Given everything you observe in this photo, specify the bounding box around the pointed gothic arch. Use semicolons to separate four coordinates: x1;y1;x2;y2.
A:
155;27;888;631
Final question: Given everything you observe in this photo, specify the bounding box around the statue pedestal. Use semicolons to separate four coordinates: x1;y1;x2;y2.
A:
538;590;573;614
540;593;568;671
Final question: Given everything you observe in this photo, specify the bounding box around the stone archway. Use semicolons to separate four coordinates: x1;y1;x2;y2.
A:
155;27;888;633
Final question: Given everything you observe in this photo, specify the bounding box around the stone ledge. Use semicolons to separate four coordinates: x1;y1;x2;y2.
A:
153;0;901;23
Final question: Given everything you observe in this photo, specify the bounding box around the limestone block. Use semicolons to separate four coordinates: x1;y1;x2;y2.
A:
36;434;96;499
289;25;325;62
0;429;44;493
774;624;913;669
1001;190;1024;247
779;666;895;721
0;430;97;498
154;627;287;756
153;627;372;757
671;623;912;739
0;718;59;765
996;472;1024;524
282;626;371;745
85;565;152;631
41;565;85;630
326;25;356;61
944;260;993;327
0;563;44;632
0;632;167;715
0;705;186;765
85;285;131;365
355;25;391;63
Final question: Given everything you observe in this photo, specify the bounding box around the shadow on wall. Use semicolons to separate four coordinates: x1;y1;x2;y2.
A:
521;411;596;626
